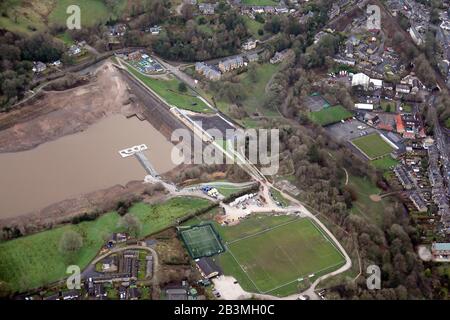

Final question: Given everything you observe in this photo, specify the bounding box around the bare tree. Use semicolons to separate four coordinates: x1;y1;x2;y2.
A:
59;230;83;255
119;214;142;238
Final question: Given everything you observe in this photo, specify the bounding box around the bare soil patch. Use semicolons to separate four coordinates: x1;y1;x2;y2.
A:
0;61;141;153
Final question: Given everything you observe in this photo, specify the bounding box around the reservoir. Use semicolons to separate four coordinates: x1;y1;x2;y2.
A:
0;115;176;218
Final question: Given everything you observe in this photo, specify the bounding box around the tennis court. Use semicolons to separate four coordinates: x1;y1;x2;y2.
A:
180;224;225;259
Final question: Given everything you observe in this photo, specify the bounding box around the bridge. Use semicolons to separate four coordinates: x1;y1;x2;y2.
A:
135;151;158;177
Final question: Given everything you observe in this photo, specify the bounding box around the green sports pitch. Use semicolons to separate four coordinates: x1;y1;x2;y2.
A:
308;105;353;126
221;217;346;296
180;224;225;259
351;133;394;160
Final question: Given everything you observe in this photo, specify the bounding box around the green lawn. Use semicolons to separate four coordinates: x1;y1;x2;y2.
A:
347;175;386;226
243;16;264;40
308;105;353;126
237;63;283;117
371;155;398;171
380;100;395;112
351;133;394;159
49;0;122;27
221;217;345;296
0;0;126;34
0;197;211;293
126;65;213;113
400;103;413;113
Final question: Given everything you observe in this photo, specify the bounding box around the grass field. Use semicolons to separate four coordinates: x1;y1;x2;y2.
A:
126;65;213;113
371;155;398;171
351;133;394;159
49;0;119;27
308;105;353;126
243;16;264;40
0;197;211;293
347;175;386;226
222;217;345;295
0;0;127;34
380;99;396;112
180;224;225;259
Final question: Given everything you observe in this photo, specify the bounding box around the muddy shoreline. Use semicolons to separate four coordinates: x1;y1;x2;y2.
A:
0;61;140;154
0;60;180;228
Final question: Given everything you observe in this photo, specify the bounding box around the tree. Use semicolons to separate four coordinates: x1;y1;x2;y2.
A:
120;214;141;237
178;82;187;92
59;230;83;255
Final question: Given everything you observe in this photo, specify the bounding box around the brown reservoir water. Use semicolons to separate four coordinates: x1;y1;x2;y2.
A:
0;115;176;218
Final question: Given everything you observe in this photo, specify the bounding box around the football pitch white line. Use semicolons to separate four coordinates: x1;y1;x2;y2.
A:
225;218;347;295
262;260;346;295
226;217;301;245
309;219;346;261
226;245;263;294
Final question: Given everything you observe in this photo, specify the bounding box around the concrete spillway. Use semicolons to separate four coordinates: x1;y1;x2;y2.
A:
135;151;158;177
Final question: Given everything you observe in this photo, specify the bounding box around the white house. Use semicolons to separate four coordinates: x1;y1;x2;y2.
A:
352;73;370;89
354;103;374;110
370;78;383;89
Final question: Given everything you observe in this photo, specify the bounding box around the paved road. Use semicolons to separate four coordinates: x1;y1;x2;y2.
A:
88;245;160;284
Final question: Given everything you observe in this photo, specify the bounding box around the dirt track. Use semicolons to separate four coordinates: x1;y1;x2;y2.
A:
0;61;139;153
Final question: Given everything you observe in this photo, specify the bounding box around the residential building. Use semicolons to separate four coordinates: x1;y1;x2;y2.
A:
396;84;411;94
354;103;374;110
199;3;216;15
246;53;259;63
270;49;290;64
431;242;450;259
409;192;428;212
242;39;257;51
195;62;222;81
32;61;47;73
218;56;244;73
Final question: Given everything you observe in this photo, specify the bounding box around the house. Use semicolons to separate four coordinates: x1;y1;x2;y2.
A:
68;45;81;56
328;3;340;19
395;114;405;134
333;56;356;66
195;62;222;81
32;61;47;73
383;82;394;91
396;84;411;94
355;103;374;110
370;78;383;90
409;25;424;45
246;53;259;63
149;25;162;35
218;56;244;73
270;49;289;64
94;283;107;299
242;39;257;51
166;288;188;300
409;192;428;212
351;72;370;89
127;287;140;300
275;6;289;14
196;257;221;279
109;24;127;37
199;3;216;15
431;242;450;259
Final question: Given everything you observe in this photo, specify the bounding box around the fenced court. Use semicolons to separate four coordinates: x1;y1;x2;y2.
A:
180;224;225;259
